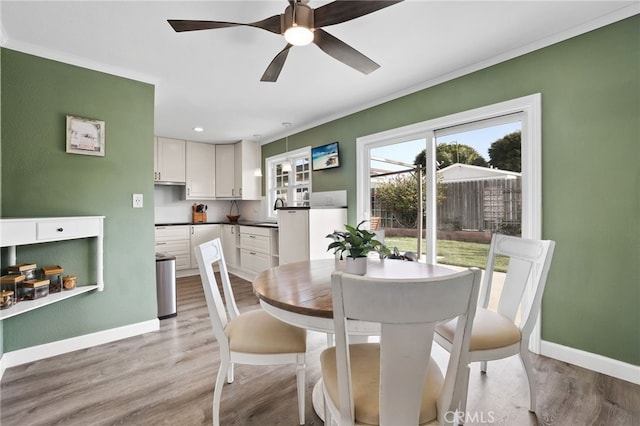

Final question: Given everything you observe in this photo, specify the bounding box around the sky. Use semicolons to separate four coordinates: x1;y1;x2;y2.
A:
371;121;521;172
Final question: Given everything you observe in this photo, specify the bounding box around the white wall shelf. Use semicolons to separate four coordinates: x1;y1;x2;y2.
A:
0;216;104;320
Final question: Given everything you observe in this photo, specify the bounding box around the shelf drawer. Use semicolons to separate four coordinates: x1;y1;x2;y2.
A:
37;218;101;241
240;249;270;274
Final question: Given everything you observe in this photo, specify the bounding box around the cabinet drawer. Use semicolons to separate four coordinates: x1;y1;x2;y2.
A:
155;226;190;241
240;249;270;274
174;254;190;271
37;218;101;241
239;225;270;237
240;233;269;253
1;221;36;246
155;239;189;255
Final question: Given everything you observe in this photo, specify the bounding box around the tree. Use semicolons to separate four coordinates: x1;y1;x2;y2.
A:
374;173;422;228
414;143;488;169
488;131;521;172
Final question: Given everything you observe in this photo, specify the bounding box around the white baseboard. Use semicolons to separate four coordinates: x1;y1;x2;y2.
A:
0;319;159;380
541;339;640;385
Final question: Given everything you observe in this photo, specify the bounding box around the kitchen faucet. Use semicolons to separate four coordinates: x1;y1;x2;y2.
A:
273;197;286;210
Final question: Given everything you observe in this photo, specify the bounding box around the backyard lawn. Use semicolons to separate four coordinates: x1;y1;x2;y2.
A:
384;236;508;272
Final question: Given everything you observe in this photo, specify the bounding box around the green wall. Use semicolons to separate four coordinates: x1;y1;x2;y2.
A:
1;49;157;352
265;16;640;365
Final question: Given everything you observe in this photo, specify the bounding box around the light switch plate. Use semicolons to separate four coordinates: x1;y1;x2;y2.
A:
132;193;143;208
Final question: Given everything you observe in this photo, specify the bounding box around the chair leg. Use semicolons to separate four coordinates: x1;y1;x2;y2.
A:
227;362;235;383
518;348;537;412
480;360;487;373
213;358;230;426
296;355;306;425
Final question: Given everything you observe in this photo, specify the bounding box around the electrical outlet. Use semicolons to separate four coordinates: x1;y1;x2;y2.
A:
132;193;143;208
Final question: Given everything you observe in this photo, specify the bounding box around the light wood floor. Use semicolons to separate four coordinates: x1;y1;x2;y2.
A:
1;274;638;425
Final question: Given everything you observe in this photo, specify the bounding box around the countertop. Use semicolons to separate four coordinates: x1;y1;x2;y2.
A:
155;221;278;228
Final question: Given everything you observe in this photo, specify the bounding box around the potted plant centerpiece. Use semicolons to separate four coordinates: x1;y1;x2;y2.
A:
326;220;390;275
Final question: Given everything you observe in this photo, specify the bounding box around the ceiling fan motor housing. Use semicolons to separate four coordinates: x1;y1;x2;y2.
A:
283;3;314;33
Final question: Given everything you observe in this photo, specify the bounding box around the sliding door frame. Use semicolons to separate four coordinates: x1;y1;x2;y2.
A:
356;93;544;351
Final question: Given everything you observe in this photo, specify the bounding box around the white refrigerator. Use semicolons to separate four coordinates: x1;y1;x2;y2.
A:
278;207;347;265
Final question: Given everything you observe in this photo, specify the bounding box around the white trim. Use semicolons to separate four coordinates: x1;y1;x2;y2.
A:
0;319;159;379
541;340;640;385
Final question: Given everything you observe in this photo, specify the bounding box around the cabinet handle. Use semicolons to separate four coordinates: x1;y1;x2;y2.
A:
249;235;256;239
250;251;256;255
156;242;167;245
239;188;243;196
57;227;64;232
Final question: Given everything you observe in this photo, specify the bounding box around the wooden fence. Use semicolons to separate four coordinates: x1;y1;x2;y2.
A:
372;177;521;235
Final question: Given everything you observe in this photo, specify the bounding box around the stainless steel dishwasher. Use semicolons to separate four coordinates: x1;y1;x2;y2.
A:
155;253;177;319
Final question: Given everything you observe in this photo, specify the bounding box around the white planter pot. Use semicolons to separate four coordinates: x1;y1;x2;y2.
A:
346;257;367;275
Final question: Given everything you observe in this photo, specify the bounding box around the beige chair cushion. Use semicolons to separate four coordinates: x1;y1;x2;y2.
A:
320;343;443;425
225;309;306;354
436;308;521;351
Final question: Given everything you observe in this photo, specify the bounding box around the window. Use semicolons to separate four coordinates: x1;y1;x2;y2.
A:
265;146;311;220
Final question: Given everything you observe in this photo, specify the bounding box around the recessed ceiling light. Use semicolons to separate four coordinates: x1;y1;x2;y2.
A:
193;127;204;132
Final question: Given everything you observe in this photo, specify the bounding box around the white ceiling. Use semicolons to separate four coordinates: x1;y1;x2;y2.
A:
1;1;637;144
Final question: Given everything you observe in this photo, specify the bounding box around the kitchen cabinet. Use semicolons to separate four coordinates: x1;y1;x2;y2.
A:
215;140;261;200
186;141;216;200
234;139;261;200
239;225;278;275
278;208;347;265
189;225;221;268
155;225;190;270
0;216;104;321
215;144;235;198
221;224;239;268
154;137;186;184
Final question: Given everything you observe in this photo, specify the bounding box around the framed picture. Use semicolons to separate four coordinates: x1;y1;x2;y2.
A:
312;141;340;171
66;115;105;156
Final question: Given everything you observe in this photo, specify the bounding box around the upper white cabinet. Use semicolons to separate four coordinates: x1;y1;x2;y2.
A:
215;144;235;198
186;141;216;200
234;139;261;200
154;137;186;184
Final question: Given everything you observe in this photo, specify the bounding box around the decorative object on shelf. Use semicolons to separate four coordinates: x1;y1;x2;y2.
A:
326;220;390;275
226;199;241;223
63;275;77;291
66;115;105;157
42;265;64;293
192;203;208;223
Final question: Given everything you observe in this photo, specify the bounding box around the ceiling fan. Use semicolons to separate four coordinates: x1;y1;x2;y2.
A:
168;0;403;82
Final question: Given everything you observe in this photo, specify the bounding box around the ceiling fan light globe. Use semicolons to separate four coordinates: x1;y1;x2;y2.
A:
284;26;314;46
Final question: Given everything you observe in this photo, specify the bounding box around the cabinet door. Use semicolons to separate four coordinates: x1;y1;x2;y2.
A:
235;140;261;200
215;144;235;198
156;137;186;183
221;224;239;267
186;141;216;200
278;209;309;265
190;225;221;268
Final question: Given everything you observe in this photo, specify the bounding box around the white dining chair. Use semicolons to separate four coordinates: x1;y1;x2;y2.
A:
434;233;556;413
320;268;482;426
194;238;307;426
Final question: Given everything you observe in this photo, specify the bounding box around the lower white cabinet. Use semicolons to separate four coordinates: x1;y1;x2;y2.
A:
155;225;190;270
239;225;278;274
221;224;239;268
189;225;221;268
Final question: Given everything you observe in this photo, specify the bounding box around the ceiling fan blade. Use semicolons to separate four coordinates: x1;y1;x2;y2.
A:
261;44;293;82
168;15;282;34
313;1;403;28
313;29;379;75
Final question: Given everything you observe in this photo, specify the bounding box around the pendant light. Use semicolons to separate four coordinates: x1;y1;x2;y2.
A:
281;122;292;173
